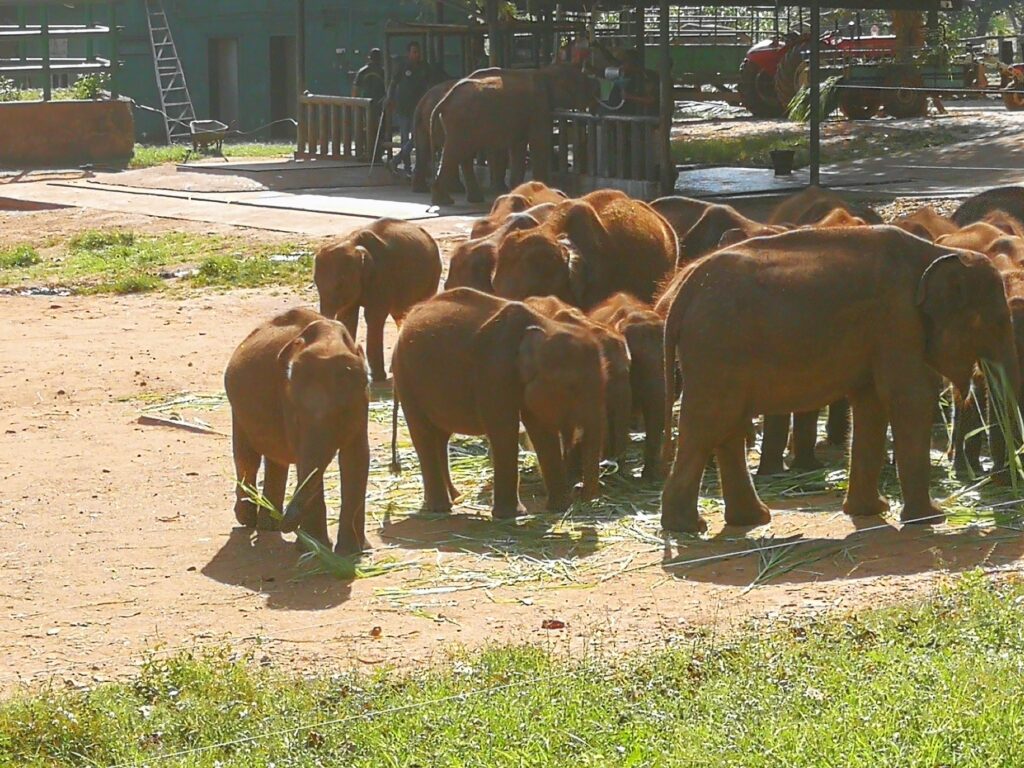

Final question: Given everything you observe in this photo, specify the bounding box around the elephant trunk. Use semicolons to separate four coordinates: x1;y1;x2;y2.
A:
604;378;632;462
578;407;605;502
281;444;334;533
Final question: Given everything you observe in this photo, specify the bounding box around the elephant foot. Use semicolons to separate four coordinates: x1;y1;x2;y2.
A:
755;459;786;477
546;493;570;513
421;500;453;515
492;501;526;520
334;536;369;557
411;180;430;194
431;189;455;206
660;509;708;534
640;461;664;482
900;500;946;525
843;494;889;518
256;509;282;532
234;501;257;528
788;455;824;472
723;501;772;528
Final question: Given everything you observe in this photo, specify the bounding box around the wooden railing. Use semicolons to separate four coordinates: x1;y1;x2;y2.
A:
295;93;389;161
551;110;660;195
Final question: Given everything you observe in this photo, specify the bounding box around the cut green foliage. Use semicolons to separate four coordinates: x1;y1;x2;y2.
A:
3;573;1024;766
787;75;843;123
981;359;1024;488
0;245;41;269
130;142;294;169
0;230;311;294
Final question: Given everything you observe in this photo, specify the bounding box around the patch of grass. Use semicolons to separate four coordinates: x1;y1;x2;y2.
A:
3;572;1024;765
0;244;41;269
0;230;312;295
129;142;294;169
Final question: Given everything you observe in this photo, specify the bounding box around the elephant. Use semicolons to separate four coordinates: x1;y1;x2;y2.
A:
411;79;457;194
391;288;607;518
430;64;596;205
314;218;442;382
470;181;568;238
491;192;677;309
892;206;958;241
981;211;1024;237
768;185;883;227
224;308;370;554
952;186;1024;228
589;292;666;479
661;226;1019;533
445;209;548;292
523;295;633;463
810;208;867;228
936;222;1009;254
650;195;714;243
677;203;784;264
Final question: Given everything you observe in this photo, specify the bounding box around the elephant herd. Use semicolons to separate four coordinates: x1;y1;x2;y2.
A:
225;180;1024;555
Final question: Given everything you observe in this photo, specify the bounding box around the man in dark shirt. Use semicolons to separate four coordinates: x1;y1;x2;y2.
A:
608;48;658;117
386;41;431;174
353;49;387;162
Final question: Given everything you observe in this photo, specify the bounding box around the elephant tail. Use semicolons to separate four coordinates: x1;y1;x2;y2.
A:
661;308;677;469
430;102;446;158
390;381;402;475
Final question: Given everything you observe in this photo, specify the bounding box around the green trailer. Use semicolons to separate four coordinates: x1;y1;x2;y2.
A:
647;39;750;102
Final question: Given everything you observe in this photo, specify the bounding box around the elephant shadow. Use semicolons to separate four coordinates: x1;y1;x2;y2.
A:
201;527;353;610
660;512;1024;588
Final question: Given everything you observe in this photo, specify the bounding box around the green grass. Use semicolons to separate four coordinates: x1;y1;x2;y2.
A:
0;230;312;295
129;142;294;169
3;572;1024;766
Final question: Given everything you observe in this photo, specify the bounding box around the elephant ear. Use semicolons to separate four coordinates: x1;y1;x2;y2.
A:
473;302;540;388
277;320;332;377
501;194;531;215
516;325;547;386
503;212;540;235
561;201;611;308
915;252;975;309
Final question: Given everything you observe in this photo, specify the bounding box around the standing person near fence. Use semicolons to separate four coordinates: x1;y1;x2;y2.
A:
353;49;387;162
386;41;431;176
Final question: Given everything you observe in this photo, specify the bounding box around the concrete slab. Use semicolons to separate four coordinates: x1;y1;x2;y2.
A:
675;166;814;197
176;158;395;189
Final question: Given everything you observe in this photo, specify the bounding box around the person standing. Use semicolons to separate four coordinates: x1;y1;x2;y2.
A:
386;41;431;175
353;49;387;161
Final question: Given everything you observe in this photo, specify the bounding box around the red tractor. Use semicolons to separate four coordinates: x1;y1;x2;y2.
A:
739;31;900;117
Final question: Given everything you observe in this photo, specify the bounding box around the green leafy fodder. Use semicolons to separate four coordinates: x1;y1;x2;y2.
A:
4;573;1024;766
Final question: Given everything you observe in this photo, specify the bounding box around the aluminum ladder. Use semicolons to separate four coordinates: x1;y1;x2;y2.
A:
145;0;196;143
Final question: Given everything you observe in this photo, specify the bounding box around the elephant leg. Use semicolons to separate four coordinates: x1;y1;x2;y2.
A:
509;143;527;188
843;389;891;518
336;432;370;556
757;414;789;476
461;157;484;204
639;383;664;481
886;382;944;524
524;413;570;512
364;309;389;382
406;412;452;513
952;385;986;478
488;151;509;194
716;433;771;527
231;422;259;528
297;478;331;549
559;425;582;484
339;305;359;341
790;410;823;470
486;416;525;520
661;399;720;533
826;398;852;446
431;149;458;206
440;437;460;504
258;458;287;531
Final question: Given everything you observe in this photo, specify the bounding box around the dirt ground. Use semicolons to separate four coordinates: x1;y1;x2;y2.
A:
4;198;1024;694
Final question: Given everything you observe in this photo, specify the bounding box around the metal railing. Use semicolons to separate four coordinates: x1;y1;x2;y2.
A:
295;93;389;162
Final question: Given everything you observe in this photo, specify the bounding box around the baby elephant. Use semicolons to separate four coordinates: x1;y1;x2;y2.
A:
392;288;608;519
315;218;442;382
225;308;370;554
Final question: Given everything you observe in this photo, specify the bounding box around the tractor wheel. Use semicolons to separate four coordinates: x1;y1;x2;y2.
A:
838;89;881;120
774;45;809;112
882;66;927;119
738;57;783;118
1002;65;1024;110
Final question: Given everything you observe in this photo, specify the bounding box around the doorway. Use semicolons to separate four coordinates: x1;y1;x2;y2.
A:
208;37;239;126
269;35;297;139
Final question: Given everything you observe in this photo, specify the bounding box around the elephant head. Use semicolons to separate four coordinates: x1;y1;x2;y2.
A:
915;251;1021;398
277;319;369;532
538;63;599;111
595;329;633;461
314;229;385;321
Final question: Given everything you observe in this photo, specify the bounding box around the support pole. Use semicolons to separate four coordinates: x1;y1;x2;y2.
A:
108;2;119;99
809;0;820;187
296;0;306;96
635;0;645;63
40;5;50;102
658;0;673;195
486;0;500;66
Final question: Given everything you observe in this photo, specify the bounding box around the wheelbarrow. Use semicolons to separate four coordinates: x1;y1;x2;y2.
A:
183;119;230;163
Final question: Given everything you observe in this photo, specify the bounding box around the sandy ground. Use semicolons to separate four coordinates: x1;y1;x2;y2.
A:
2;199;1023;693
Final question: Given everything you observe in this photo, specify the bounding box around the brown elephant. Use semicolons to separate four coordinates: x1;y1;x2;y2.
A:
314;218;441;382
224;308;370;554
677;203;783;264
661;226;1018;533
936;222;1008;254
492;192;677;309
411;79;457;194
650;195;714;242
589;292;666;479
952;186;1024;228
470;181;568;238
768;185;883;226
430;64;596;205
445;211;547;293
892;206;958;241
391;288;607;518
523;295;633;462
